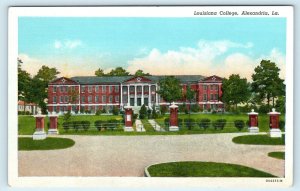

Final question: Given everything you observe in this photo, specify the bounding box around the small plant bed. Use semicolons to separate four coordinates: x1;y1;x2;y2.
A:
147;161;276;177
232;135;285;145
18;137;75;150
268;152;285;160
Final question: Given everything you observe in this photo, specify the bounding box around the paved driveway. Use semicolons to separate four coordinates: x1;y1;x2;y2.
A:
18;133;285;177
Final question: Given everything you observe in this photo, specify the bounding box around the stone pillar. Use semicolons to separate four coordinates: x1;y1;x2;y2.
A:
120;84;123;109
127;85;130;106
268;108;282;138
169;102;179;131
33;111;47;140
124;106;134;132
247;109;259;133
48;112;59;134
134;85;137;106
148;85;151;107
141;85;144;105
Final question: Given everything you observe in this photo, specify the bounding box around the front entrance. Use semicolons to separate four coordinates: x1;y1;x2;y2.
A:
144;98;148;106
137;98;142;106
130;98;134;106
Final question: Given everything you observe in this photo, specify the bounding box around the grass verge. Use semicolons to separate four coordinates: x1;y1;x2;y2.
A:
268;152;285;160
232;135;285;145
18;137;75;150
147;161;276;177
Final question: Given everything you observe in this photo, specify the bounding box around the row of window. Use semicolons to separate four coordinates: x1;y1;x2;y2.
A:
81;85;119;93
203;84;219;91
52;95;119;103
203;94;219;101
53;86;75;93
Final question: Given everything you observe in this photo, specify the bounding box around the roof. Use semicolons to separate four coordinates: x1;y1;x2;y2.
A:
18;100;37;106
70;75;205;84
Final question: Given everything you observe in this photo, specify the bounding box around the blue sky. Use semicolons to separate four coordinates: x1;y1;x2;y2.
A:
18;17;286;79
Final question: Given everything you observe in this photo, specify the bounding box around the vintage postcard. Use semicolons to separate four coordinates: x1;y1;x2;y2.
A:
8;6;293;188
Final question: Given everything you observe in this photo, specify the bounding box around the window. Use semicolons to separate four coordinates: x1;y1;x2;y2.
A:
137;86;142;92
144;86;149;92
60;86;64;93
210;85;214;90
81;96;85;103
102;86;106;93
60;106;64;112
72;86;75;92
88;95;92;103
88;86;92;93
109;86;113;93
53;96;57;103
151;85;156;92
151;95;155;102
102;95;106;103
203;94;207;101
95;106;99;111
53;86;57;93
65;96;68;103
130;86;134;92
115;96;119;102
95;86;99;93
109;95;113;103
210;94;214;100
65;86;68;93
60;96;63;103
81;86;85;93
215;94;219;100
53;106;57;112
215;85;218;90
115;86;119;92
203;85;207;90
95;95;99;103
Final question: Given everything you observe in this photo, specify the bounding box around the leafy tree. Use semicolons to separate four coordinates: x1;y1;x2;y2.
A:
28;65;60;114
275;96;286;114
139;104;147;119
95;68;105;76
18;59;33;111
134;69;150;77
107;67;130;76
157;76;183;104
68;88;79;104
222;74;251;111
251;60;285;109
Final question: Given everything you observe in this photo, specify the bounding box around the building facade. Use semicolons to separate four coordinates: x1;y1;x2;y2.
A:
47;75;224;113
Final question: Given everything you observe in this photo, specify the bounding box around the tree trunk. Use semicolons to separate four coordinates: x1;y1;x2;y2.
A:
272;97;275;107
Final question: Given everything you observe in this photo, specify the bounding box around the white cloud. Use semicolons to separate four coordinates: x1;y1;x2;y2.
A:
127;40;285;81
53;39;82;49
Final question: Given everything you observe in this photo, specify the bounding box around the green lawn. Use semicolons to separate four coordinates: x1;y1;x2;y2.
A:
147;161;276;177
18;137;75;150
268;152;285;160
232;135;285;145
18;113;285;135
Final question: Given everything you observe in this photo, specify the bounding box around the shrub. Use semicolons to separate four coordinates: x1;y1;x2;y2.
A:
246;120;250;128
279;120;285;131
191;104;200;113
212;119;227;130
178;118;183;127
160;105;168;115
62;122;71;131
82;121;90;131
147;109;152;119
212;110;217;114
112;106;120;115
185;118;196;130
139;104;147;119
179;103;186;113
95;120;103;131
152;109;158;119
164;118;170;126
234;120;245;131
63;111;72;122
25;111;31;115
101;107;107;114
199;118;211;130
258;104;270;114
73;121;82;131
133;114;138;124
95;109;102;116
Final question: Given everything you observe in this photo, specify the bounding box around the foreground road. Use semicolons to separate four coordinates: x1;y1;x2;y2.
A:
19;133;285;177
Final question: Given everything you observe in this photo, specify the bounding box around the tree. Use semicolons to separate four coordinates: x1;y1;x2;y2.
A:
157;76;183;104
95;68;105;76
18;59;32;102
107;67;130;76
185;85;196;129
139;104;147;119
28;65;60;114
251;60;285;109
222;74;251;111
134;69;150;77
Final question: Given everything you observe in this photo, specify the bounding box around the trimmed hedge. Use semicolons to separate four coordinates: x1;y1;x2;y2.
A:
62;121;90;131
212;119;226;130
234;120;245;131
199;118;211;130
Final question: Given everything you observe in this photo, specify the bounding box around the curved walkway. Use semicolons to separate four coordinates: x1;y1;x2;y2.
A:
18;133;285;177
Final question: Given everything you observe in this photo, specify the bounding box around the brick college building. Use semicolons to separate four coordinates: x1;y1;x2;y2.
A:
47;75;224;113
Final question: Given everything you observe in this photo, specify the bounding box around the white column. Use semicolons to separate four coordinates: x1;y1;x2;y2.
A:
141;85;144;105
78;85;81;113
148;85;151;107
155;84;158;106
127;85;130;106
120;84;123;106
134;85;137;106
